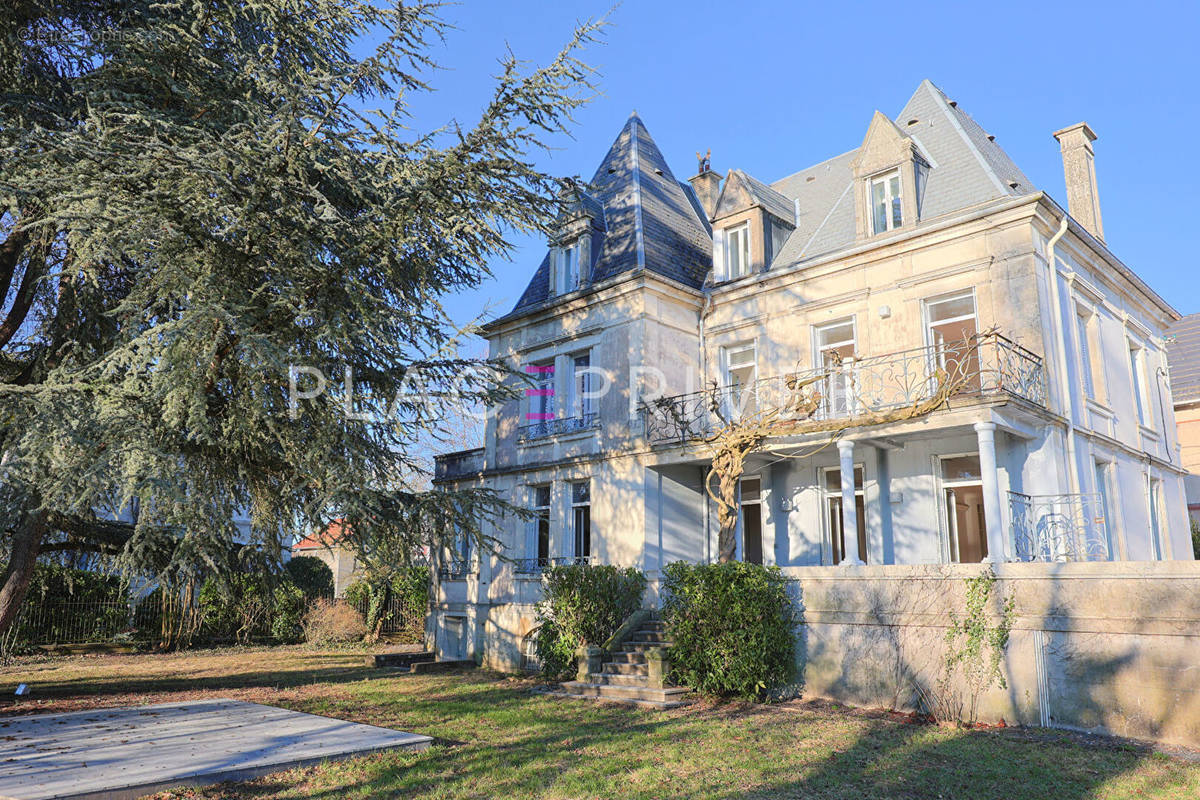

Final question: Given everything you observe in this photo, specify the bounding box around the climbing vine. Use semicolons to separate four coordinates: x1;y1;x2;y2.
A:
932;569;1016;724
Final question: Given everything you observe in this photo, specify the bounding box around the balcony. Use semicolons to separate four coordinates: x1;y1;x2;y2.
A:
641;333;1046;445
517;412;599;442
514;556;592;575
434;448;485;481
1008;492;1111;562
438;560;470;580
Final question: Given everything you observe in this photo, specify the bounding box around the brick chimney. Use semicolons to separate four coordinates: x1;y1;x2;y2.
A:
688;150;722;221
1053;122;1104;241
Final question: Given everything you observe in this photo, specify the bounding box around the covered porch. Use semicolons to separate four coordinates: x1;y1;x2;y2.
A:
641;403;1113;571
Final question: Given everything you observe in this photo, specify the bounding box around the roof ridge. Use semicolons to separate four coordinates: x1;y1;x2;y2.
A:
629;116;646;270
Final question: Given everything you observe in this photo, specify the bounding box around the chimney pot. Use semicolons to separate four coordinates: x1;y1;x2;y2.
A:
1053;122;1104;241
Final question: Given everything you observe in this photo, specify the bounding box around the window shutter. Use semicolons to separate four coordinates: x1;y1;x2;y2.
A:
713;228;726;281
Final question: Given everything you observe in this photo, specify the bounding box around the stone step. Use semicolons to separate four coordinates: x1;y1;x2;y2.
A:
637;621;666;633
606;651;647;665
588;672;652;687
365;651;436;669
624;639;671;650
560;681;691;708
603;662;648;676
630;630;668;643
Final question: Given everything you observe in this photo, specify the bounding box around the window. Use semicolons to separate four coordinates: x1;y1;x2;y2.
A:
1148;478;1165;560
740;478;763;564
1128;341;1148;426
925;290;980;393
939;454;988;563
571;481;591;560
569;352;595;422
1076;308;1105;401
520;484;551;573
814;319;856;417
870;170;903;233
525;362;556;425
722;342;757;419
1094;461;1115;561
554;242;581;294
822;465;866;564
725;223;751;279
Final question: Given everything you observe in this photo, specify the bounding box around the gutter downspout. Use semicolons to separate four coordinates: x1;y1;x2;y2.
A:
1045;215;1082;499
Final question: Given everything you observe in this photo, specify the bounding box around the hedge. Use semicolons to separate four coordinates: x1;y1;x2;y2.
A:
534;564;646;678
661;560;799;699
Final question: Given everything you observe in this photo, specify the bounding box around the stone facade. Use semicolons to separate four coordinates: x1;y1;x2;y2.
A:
433;81;1192;680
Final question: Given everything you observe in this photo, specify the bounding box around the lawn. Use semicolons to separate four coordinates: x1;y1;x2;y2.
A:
3;647;1198;799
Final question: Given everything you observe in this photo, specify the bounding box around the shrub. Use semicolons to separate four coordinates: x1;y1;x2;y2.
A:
197;573;308;644
284;556;334;599
343;566;429;643
302;597;368;645
1191;517;1200;560
534;564;646;679
270;581;308;642
661;561;799;699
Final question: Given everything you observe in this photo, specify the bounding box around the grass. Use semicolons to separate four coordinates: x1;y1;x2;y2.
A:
4;646;1199;799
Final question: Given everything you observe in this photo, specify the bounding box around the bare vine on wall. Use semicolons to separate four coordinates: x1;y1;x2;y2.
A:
703;332;991;563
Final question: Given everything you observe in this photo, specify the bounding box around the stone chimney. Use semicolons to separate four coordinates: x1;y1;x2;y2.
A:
688;149;723;221
1053;122;1104;241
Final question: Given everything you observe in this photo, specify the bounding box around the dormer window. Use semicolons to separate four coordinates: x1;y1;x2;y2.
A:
552;240;583;295
870;170;903;234
725;223;750;279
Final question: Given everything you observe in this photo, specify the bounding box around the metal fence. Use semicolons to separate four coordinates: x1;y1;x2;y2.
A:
1009;491;1111;562
344;593;426;643
3;597;162;650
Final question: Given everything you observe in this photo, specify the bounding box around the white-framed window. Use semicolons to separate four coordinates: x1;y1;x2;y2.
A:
925;290;980;392
721;341;757;419
1128;340;1149;427
553;241;582;295
1148;477;1165;560
525;361;556;423
821;465;866;565
938;453;988;563
814;318;857;417
870;169;903;234
1075;306;1105;401
724;223;751;279
1094;460;1116;561
569;352;595;422
570;481;591;560
522;484;552;571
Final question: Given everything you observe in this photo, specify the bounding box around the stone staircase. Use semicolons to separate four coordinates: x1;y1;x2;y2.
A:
559;613;691;710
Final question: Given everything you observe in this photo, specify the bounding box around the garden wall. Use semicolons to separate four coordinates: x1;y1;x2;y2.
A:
782;561;1200;748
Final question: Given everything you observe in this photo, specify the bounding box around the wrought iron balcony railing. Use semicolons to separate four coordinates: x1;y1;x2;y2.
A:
438;560;470;580
641;333;1046;444
1008;492;1111;562
518;412;599;442
513;555;592;574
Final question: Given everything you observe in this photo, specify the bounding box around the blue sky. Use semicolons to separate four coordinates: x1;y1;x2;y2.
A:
399;0;1199;330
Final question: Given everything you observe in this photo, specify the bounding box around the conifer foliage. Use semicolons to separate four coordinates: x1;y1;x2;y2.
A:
0;2;602;635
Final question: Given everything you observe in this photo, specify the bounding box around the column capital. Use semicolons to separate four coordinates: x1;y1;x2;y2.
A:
973;421;997;434
837;439;855;456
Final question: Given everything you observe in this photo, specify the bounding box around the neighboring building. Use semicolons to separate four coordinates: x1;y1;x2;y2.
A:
291;519;360;597
1166;314;1200;525
434;80;1193;670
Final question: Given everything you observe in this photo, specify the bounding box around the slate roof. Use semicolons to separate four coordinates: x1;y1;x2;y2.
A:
1167;313;1200;405
727;169;795;223
511;113;712;312
770;80;1036;267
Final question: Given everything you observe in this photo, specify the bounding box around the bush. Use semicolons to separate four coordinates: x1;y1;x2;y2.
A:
197;573;308;644
302;598;368;645
284;556;334;599
343;566;429;643
1191;517;1200;560
662;561;799;699
534;564;646;679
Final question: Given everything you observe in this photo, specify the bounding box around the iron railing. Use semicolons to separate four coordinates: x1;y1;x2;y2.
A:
435;448;485;481
1008;492;1111;562
3;598;162;649
518;412;599;442
641;333;1046;444
438;560;470;580
513;555;591;574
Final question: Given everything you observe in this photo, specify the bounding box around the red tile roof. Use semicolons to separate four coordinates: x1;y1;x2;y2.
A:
292;519;350;552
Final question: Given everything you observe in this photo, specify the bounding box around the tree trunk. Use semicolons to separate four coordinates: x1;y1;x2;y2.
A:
0;506;48;637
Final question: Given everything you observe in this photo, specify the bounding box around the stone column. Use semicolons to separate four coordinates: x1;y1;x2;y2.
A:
837;440;864;566
975;421;1006;562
